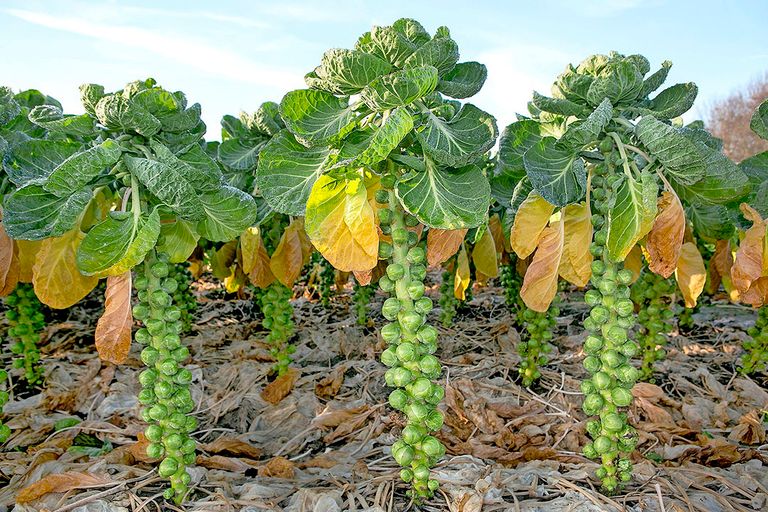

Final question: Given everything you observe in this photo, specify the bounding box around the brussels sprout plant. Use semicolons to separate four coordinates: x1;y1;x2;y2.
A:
256;18;497;499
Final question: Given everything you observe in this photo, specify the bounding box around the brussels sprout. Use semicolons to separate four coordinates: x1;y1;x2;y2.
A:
381;347;399;367
409;378;432;399
402;424;426;445
583;393;604;414
147;442;165;459
425;410;444;431
410;264;427;281
381;322;401;343
407;247;426;264
392;228;409;245
379;241;393;259
158;457;179;477
407;282;425;300
611;387;633;407
386;263;405;281
401;311;424;332
415;297;433;315
389;389;408;410
392;367;414;387
382;298;402;320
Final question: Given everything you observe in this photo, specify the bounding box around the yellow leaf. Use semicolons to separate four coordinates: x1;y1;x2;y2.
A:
224;266;247;293
454;246;471;300
95;273;133;365
623;245;643;285
471;228;498;278
510;192;555;259
520;218;564;312
708;240;733;294
426;228;467;267
293;217;314;266
16;471;114;504
558;202;593;287
0;218;19;296
488;214;507;255
646;191;685;278
270;221;305;288
210;241;237;281
731;203;765;293
15;240;42;283
741;276;768;307
33;230;99;309
675;242;706;308
305;175;378;272
241;227;275;289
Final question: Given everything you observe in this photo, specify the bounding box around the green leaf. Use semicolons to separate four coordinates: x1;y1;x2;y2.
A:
28;105;94;137
415;103;497;167
586;60;643;106
176;144;225;191
403;35;459;76
217;138;262;171
361;65;438;111
523;137;586;206
686;203;736;242
669;145;750;205
640;60;672;97
79;83;105;116
392;18;430;47
396;160;490;229
98;209;161;277
634;83;697;119
157;219;200;263
123;156;204;221
356;25;417;68
334;107;413;168
253;102;284;136
554;65;594;104
280;89;356;146
255;130;331;216
751;99;768;140
531;91;590;117
4;140;81;187
497;120;544;180
160;104;202;133
77;212;137;275
561;98;612;146
437;62;487;99
635;116;706;185
315;49;393;94
94;94;161;137
196;186;258;242
44;140;121;196
3;185;92;240
606;172;658;262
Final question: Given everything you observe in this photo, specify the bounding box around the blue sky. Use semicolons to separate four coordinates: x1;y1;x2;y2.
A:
2;0;766;139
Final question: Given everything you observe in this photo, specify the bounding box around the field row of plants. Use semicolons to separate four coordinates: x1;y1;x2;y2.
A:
2;17;768;508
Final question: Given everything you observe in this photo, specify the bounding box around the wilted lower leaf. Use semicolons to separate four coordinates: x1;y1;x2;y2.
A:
510;192;555;259
270;221;304;288
708;239;733;294
559;202;592;287
675;241;706;307
731;204;765;293
646;190;685;278
258;456;296;479
33;229;99;309
15;239;42;283
471;228;498;278
623;245;643;284
0;218;19;295
241;227;275;288
741;277;768;307
16;471;114;503
521;219;564;312
454;245;471;300
261;369;298;405
427;228;467;267
305;175;378;272
95;273;133;365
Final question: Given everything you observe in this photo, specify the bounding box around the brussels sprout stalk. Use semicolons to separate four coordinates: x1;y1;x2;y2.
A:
259;282;295;375
519;302;557;387
353;282;373;326
5;284;45;385
631;271;675;381
379;186;444;500
438;269;458;327
0;368;9;443
135;250;196;503
581;156;640;493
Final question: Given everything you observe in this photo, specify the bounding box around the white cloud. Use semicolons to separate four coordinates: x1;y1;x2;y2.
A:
4;8;303;89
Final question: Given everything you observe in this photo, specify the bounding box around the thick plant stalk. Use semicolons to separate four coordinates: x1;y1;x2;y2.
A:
378;189;444;500
581;160;640;493
318;257;336;307
500;261;523;325
260;282;295;375
742;306;768;374
169;264;196;334
518;303;557;387
5;284;45;385
0;368;9;442
631;271;675;380
135;250;196;503
353;282;373;326
438;269;458;327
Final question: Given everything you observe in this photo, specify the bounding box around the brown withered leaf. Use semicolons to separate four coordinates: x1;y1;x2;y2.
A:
471;228;498;279
0;239;19;297
201;436;263;459
427;228;467;267
32;229;98;308
261;369;298;405
16;471;115;503
510;192;555;259
623;244;643;284
294;217;314;266
312;405;370;430
352;269;372;286
129;433;157;463
647;190;685;278
520;219;564;312
270;220;305;288
675;242;706;308
732;203;765;293
258;456;295;479
559;202;592;287
95;272;133;365
454;245;471;300
741;276;768;307
488;214;507;254
708;240;733;293
241;227;275;288
196;454;253;472
728;410;766;445
314;365;345;399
